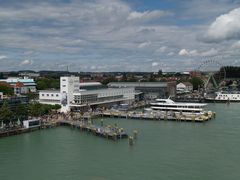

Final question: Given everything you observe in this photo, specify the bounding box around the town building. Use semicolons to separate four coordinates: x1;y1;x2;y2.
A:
39;76;135;112
39;90;61;105
19;72;40;78
0;77;36;94
177;82;193;93
108;81;176;100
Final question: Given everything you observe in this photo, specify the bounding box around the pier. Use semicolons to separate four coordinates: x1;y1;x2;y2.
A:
56;120;128;140
0;119;128;141
100;110;215;122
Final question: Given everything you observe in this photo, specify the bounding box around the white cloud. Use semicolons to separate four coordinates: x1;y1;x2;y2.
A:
155;46;167;53
20;59;33;66
232;41;240;49
138;41;151;48
179;49;190;56
152;62;159;67
200;48;218;56
179;48;218;57
168;52;175;56
127;10;171;22
90;65;96;70
0;55;7;60
204;8;240;42
177;49;196;57
0;0;239;71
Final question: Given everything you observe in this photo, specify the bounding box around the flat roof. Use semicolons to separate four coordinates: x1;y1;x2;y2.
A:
108;82;167;87
79;82;102;86
74;87;133;95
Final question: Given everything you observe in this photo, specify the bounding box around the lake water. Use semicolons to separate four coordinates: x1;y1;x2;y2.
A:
0;103;240;180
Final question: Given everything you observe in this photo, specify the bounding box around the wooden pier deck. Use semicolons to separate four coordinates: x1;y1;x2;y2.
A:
0;126;40;138
100;111;215;123
57;120;128;140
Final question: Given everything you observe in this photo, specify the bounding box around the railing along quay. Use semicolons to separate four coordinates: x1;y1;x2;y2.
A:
100;111;215;123
57;120;128;140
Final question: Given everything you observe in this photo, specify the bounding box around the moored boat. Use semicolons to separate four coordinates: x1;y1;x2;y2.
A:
149;98;208;116
205;91;240;102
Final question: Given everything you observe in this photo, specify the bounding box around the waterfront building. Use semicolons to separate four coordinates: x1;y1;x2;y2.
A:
71;88;134;111
108;81;176;100
39;76;135;112
177;82;193;93
39;90;62;105
0;77;36;94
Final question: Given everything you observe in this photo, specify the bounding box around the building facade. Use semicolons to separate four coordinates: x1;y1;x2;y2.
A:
177;82;193;92
39;90;61;105
39;76;135;112
0;77;36;94
73;88;134;106
108;82;176;100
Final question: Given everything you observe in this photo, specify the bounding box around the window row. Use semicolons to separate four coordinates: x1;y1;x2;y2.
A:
41;94;59;97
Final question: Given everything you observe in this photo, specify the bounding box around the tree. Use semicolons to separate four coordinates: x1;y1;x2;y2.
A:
189;77;204;90
0;72;4;79
128;75;137;82
15;104;28;121
25;92;38;100
158;69;163;76
28;103;60;117
28;103;42;117
0;102;14;125
102;76;117;85
53;104;61;110
121;73;127;81
36;80;48;90
36;78;60;90
0;84;14;95
149;74;157;82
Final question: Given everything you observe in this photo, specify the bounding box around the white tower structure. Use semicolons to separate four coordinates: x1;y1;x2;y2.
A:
60;76;80;112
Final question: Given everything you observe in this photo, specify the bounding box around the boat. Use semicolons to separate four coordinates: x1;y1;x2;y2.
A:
205;91;240;102
149;98;208;115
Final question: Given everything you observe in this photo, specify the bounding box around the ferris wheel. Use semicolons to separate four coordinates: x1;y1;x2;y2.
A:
196;58;226;91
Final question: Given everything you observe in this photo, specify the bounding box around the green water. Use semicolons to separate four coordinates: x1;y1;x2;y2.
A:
0;103;240;180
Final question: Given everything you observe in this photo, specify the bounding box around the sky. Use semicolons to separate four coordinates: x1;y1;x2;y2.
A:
0;0;240;72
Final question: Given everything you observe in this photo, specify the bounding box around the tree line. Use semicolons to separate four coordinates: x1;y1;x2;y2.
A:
221;66;240;78
0;102;61;126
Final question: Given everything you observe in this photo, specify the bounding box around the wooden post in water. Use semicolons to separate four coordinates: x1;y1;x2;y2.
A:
213;112;216;119
113;133;117;141
129;136;134;146
133;130;138;139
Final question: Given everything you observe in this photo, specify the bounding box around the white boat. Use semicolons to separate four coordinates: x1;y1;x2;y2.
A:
150;98;207;115
205;91;240;102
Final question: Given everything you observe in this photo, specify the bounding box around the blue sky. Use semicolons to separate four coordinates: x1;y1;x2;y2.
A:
0;0;240;72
